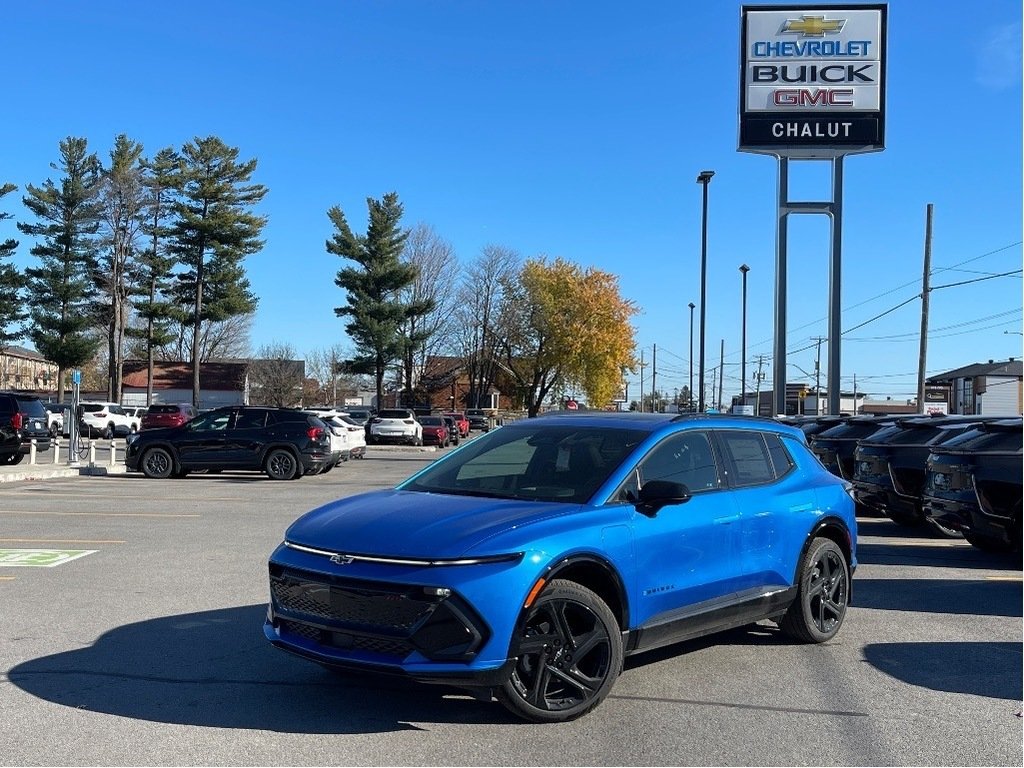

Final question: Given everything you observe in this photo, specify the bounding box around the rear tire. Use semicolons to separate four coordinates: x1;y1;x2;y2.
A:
780;537;850;643
265;449;298;481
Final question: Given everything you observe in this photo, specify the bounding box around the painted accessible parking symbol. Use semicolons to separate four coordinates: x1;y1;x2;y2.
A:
0;549;97;567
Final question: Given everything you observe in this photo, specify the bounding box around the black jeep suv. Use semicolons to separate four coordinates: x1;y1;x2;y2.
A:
0;392;52;465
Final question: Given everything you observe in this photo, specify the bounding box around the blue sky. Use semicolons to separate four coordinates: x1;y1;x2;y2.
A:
2;0;1021;404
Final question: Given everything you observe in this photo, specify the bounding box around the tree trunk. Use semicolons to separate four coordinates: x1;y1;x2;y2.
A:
192;260;204;406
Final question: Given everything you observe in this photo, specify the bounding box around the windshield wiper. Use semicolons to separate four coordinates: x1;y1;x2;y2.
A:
408;485;524;500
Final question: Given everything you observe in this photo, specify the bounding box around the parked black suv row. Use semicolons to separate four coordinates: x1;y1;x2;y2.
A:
923;418;1022;552
851;415;993;534
0;392;52;465
125;406;333;480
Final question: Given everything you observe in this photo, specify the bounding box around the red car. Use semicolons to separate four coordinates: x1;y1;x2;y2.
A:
444;411;470;437
417;416;450;447
140;403;197;430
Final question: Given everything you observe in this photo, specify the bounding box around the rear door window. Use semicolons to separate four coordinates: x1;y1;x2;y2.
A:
717;431;775;487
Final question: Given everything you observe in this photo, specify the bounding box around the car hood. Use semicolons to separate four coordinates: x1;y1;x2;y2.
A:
285;489;579;559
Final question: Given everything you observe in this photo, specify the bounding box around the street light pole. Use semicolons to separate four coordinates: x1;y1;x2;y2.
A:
739;264;749;413
688;302;695;411
696;170;715;412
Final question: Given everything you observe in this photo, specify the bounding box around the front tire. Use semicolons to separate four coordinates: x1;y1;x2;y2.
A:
963;530;1013;553
141;447;173;479
779;537;850;643
497;579;622;723
265;448;298;481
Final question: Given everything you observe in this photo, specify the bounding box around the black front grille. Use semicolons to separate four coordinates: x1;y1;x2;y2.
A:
279;620;414;657
271;569;437;630
270;565;490;662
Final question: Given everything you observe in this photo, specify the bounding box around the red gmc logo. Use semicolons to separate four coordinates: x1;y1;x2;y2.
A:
772;88;854;107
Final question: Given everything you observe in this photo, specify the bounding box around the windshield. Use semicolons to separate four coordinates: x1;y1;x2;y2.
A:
402;423;648;504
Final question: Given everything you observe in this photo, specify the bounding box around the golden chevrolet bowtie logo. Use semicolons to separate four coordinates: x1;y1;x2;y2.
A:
781;15;846;37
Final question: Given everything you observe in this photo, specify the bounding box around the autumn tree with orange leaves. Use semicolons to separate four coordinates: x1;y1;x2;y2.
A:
497;257;637;416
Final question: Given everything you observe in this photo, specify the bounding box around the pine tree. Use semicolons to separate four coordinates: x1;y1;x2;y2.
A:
18;137;103;400
96;134;146;402
328;192;420;408
168;136;266;405
0;182;26;345
131;146;182;405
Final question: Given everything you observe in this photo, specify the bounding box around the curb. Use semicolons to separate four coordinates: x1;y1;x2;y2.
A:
0;463;129;483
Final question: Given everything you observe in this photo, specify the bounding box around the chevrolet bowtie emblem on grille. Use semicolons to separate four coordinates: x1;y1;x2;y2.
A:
330;553;355;565
781;15;846;37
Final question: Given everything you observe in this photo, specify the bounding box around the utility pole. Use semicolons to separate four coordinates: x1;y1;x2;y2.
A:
852;372;857;414
639;349;645;413
652;344;657;413
755;355;766;416
917;203;933;413
718;339;725;411
812;336;825;415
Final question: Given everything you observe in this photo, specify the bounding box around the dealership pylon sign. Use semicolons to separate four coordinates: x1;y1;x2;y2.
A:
739;4;887;157
738;4;887;417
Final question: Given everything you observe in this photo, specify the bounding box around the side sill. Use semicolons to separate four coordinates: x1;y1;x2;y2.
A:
624;586;798;656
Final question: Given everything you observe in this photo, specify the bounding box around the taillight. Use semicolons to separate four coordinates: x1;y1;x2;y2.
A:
11;413;23;430
307;426;324;440
404;419;414;424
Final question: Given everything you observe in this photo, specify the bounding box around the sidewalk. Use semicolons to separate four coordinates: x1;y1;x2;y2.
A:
0;439;129;483
0;440;436;484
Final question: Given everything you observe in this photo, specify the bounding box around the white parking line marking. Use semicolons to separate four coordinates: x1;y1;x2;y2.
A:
0;539;126;544
0;510;199;518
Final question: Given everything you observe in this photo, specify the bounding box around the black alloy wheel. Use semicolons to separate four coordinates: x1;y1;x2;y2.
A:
2;453;24;465
141;447;173;479
265;448;298;481
497;579;622;723
780;537;849;643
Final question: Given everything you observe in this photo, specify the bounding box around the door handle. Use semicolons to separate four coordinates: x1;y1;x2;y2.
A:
714;514;740;525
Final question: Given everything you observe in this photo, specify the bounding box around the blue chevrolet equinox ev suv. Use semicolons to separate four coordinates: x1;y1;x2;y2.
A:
265;412;857;722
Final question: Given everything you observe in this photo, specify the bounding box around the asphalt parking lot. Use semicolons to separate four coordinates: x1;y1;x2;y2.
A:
0;453;1020;766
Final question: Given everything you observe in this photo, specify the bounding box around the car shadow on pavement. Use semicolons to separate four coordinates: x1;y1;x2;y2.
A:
863;641;1023;701
856;541;1022;570
853;578;1023;617
7;605;517;733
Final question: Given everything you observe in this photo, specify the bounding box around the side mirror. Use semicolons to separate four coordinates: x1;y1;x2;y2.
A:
635;480;692;518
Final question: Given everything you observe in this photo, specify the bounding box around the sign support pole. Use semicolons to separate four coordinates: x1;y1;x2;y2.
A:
827;156;844;415
773;158;789;417
773;155;846;416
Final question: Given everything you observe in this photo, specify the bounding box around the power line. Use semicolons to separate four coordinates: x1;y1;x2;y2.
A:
931;268;1023;291
744;239;1023;361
